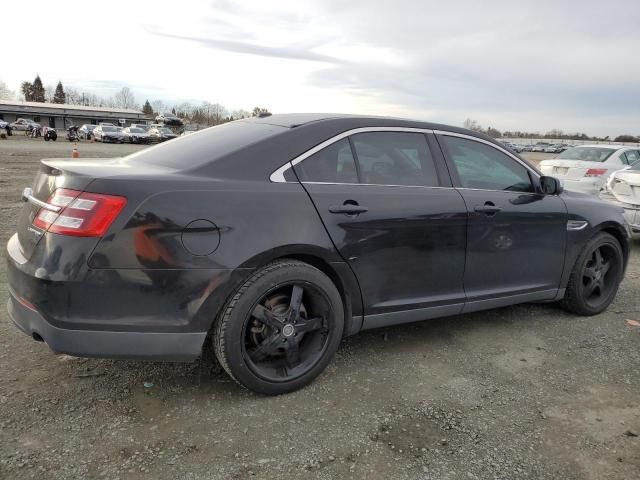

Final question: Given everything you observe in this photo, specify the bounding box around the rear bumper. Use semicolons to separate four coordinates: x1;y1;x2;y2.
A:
558;177;603;196
7;293;206;361
5;232;245;361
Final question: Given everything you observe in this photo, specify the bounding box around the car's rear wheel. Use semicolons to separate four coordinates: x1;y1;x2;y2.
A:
562;232;624;315
213;260;344;395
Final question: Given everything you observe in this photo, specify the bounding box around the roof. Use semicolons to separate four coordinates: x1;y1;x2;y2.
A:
0;99;143;115
246;112;467;133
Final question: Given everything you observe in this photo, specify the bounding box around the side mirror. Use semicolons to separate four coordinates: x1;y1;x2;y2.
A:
540;176;563;195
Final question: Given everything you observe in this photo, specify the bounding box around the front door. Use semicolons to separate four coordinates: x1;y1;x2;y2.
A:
293;130;468;327
437;133;567;312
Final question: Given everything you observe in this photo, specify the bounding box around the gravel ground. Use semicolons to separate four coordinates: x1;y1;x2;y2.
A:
1;136;639;480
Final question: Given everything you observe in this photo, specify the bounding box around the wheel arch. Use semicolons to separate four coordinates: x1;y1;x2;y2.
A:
597;222;631;271
560;221;631;290
235;244;364;336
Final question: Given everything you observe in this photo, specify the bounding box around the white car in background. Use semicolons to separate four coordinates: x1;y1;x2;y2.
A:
539;145;640;195
600;160;640;236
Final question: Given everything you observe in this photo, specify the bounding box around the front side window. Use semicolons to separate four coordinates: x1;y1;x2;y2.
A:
295;138;358;183
351;132;437;186
442;136;533;192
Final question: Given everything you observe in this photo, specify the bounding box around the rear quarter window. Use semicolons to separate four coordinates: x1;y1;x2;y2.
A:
127;121;286;169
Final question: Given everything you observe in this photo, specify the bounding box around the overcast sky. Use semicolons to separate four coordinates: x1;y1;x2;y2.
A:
4;0;639;136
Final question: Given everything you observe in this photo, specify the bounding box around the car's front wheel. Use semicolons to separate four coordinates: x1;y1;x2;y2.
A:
213;260;344;395
562;232;624;315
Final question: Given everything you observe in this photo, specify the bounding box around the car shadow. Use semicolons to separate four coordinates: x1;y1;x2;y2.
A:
62;300;571;399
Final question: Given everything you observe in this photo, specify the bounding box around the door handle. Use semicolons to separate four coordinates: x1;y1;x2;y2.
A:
329;204;368;215
474;202;501;215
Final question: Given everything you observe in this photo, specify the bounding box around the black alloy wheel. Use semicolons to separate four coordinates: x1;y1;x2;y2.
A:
562;232;624;315
213;260;344;395
580;243;621;309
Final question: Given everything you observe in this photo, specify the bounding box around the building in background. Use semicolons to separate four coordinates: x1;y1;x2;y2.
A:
0;100;151;129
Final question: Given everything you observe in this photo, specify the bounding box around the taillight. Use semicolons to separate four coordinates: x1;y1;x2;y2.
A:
585;168;607;177
33;188;127;237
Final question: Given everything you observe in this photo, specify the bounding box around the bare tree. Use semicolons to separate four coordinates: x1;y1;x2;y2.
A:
230;109;250;120
0;80;15;100
114;87;136;109
44;85;55;103
209;103;227;125
463;118;483;132
175;102;195;119
151;100;166;115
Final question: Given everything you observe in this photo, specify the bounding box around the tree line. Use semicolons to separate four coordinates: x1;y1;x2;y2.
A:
464;118;639;143
1;76;270;126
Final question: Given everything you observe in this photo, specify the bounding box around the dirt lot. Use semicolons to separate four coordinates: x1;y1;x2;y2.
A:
1;136;639;480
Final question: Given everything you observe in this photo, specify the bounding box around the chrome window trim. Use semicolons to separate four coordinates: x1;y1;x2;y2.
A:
269;126;434;183
301;181;455;190
433;130;540;179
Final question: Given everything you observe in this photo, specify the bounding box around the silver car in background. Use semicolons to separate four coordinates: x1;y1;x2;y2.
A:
539;145;640;195
93;125;124;143
122;126;150;144
600;160;640;236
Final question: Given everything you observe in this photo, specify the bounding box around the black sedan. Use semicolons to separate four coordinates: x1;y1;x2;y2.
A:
148;126;178;142
6;114;631;395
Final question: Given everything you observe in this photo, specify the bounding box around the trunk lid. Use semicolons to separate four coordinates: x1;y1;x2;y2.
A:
16;157;169;261
17;159;97;260
610;170;640;205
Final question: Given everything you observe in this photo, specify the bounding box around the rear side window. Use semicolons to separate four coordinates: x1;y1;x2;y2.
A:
624;150;640;164
295;138;358;183
442;136;533;192
128;120;286;169
351;132;438;187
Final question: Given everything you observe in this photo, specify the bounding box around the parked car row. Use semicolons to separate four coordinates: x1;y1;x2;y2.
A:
502;141;573;153
74;123;179;144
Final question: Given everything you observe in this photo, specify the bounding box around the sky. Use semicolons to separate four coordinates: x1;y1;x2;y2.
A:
3;0;640;136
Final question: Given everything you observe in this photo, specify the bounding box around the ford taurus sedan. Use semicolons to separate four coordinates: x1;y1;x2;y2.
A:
6;114;631;395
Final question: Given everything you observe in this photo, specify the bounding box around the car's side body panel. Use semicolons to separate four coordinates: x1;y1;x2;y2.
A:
301;182;468;323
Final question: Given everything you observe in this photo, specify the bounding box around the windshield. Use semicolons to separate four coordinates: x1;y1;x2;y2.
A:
557;146;616;162
129;128;144;133
102;126;115;132
160;128;173;134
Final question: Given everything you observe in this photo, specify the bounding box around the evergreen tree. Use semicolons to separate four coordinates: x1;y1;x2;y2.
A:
142;100;154;115
53;81;66;104
21;81;33;101
31;75;46;102
171;107;176;115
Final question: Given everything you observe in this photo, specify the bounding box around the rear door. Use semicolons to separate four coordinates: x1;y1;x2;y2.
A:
437;132;567;311
292;128;468;327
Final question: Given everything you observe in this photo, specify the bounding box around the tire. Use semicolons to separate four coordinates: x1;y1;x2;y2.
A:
561;232;624;316
213;260;344;395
